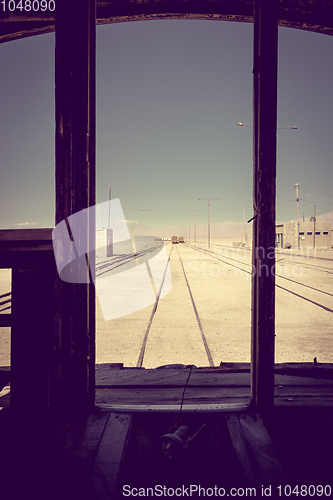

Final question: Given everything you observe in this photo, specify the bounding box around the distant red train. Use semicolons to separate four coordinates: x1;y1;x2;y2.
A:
178;236;184;243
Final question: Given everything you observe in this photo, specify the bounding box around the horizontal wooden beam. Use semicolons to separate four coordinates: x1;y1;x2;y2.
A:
0;229;53;241
0;230;54;265
2;0;333;44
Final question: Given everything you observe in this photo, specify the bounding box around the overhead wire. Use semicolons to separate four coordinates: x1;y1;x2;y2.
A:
300;198;333;217
114;187;248;201
279;64;333;119
279;85;333;124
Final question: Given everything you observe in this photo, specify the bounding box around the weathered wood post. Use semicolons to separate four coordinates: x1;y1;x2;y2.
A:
7;230;55;412
53;0;96;413
251;0;278;413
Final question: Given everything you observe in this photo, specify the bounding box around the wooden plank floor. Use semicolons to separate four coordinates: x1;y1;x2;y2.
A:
94;363;333;409
1;405;332;499
1;362;333;410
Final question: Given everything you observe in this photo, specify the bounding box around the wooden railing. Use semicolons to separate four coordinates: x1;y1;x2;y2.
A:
0;228;56;411
0;292;11;327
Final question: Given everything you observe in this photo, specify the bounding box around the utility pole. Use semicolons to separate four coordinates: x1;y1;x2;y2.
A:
243;208;248;246
198;198;219;248
313;205;316;249
108;187;112;228
189;215;200;244
294;183;300;249
282;182;301;247
303;192;309;222
294;183;300;224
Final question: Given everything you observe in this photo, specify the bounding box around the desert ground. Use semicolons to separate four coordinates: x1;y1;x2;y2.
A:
0;240;332;368
0;269;10;368
96;239;333;367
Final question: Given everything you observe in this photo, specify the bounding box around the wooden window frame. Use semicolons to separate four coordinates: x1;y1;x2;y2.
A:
4;0;322;416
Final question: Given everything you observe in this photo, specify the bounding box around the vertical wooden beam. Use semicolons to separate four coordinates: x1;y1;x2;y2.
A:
11;260;55;411
251;0;278;413
53;0;96;413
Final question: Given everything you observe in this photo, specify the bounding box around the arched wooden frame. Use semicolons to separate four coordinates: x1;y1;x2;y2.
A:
1;1;333;43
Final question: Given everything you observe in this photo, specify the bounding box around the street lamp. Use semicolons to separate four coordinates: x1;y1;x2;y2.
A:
238;122;299;246
237;122;297;129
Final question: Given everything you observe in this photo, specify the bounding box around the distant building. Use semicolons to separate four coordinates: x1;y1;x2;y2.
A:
96;228;113;257
275;220;331;249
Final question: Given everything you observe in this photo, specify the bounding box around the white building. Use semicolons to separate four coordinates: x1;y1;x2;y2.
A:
275;220;331;249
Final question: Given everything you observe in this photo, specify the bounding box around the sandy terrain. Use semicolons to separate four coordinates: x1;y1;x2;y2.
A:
96;241;333;367
0;269;11;367
0;241;332;368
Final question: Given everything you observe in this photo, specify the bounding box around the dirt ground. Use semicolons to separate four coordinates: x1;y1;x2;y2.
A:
96;241;333;367
0;269;10;367
0;241;332;368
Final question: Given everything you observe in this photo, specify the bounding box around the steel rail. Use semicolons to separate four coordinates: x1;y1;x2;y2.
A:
191;244;333;313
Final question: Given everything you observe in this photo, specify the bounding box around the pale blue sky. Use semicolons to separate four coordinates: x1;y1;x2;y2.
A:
0;20;332;232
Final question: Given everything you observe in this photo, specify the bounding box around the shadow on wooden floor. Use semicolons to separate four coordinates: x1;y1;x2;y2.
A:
0;406;332;500
1;364;333;498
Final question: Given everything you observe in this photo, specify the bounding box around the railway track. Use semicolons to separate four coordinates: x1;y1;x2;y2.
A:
135;243;214;368
95;240;215;367
276;257;333;276
95;241;332;367
136;244;174;368
176;246;214;367
190;244;333;314
96;243;162;278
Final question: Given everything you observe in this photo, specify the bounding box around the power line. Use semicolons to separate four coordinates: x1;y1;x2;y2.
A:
209;204;252;211
299;185;333;200
300;198;333;207
122;206;210;213
279;85;333;124
115;188;198;200
300;199;333;216
279;64;333;119
113;187;248;201
276;199;295;204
